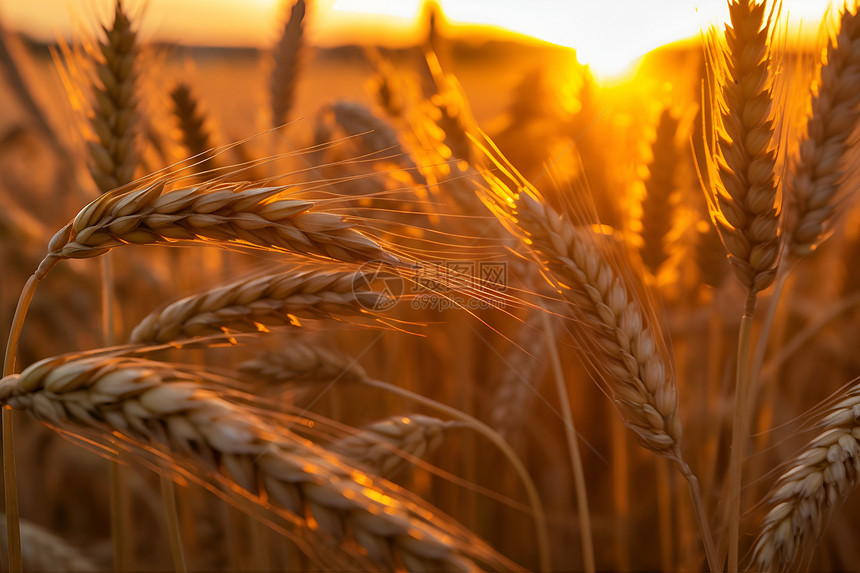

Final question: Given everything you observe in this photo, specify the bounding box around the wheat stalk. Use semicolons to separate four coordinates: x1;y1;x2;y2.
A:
0;354;519;572
753;383;860;571
35;181;403;279
787;5;860;257
707;3;781;569
84;4;143;567
330;414;456;477
129;268;387;344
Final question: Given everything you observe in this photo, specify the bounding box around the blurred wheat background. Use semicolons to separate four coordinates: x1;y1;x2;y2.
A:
0;0;858;571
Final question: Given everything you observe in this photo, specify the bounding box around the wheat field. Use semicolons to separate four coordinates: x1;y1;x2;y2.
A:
0;0;859;571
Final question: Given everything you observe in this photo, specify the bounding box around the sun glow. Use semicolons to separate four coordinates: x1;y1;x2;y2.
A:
0;0;833;76
331;0;831;79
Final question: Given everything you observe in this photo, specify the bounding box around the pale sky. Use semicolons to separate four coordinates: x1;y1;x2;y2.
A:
0;0;833;75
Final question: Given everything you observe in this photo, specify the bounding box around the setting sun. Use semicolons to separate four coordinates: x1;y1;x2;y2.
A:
0;1;833;76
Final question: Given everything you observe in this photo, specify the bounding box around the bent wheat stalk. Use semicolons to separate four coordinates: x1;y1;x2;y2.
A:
476;157;718;572
129;268;389;344
0;354;519;573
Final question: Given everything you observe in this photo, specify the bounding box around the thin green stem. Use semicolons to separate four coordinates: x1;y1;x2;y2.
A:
360;378;551;573
541;312;594;573
2;273;39;573
727;292;756;573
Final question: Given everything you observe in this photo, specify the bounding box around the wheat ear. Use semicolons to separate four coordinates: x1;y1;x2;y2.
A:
515;192;683;454
787;6;860;257
0;514;98;571
640;109;680;276
709;0;780;302
129;268;388;344
330;414;456;478
36;181;402;279
170;82;217;175
270;0;305;127
87;0;139;194
753;382;860;571
316;102;421;175
0;354;519;572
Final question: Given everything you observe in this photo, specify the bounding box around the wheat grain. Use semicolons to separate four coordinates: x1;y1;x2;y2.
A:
129;268;388;344
754;385;860;571
0;354;519;572
36;181;403;279
787;5;860;257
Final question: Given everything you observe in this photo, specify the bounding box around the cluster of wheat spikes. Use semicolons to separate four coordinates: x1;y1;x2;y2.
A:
3;0;860;571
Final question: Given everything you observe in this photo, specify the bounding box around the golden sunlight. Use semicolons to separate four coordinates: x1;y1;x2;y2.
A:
0;0;832;68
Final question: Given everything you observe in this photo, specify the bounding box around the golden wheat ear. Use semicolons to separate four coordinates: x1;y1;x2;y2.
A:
128;267;390;344
639;108;681;278
170;82;218;175
753;379;860;571
706;0;781;303
35;182;405;279
270;0;306;128
0;354;522;572
87;0;140;194
786;5;860;258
